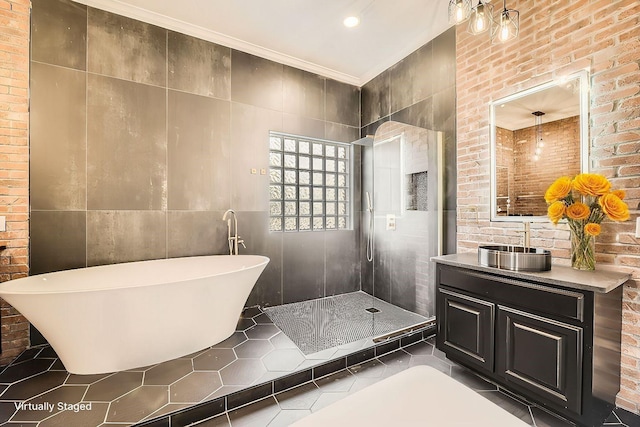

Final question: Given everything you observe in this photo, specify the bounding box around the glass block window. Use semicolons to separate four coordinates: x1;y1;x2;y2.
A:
269;132;350;232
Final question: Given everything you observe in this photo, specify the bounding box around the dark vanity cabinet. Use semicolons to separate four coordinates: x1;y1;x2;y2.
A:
434;257;628;427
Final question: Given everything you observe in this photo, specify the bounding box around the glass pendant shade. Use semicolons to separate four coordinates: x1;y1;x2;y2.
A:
491;5;519;43
448;0;472;25
468;1;493;35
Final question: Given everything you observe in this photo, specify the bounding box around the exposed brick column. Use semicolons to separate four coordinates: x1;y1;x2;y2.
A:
0;0;30;367
456;0;640;413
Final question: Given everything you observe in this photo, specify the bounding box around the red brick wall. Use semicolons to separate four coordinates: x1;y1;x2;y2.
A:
0;0;30;367
496;117;581;216
456;0;640;412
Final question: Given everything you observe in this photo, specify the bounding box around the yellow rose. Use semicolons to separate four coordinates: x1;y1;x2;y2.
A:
572;173;611;196
612;189;626;200
544;176;572;203
547;201;566;224
599;193;630;221
584;223;601;236
566;202;590;220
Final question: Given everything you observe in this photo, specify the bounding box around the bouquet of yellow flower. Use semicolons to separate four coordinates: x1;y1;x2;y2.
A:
544;173;630;270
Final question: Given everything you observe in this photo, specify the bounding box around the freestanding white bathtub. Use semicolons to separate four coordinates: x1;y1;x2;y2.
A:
0;255;269;374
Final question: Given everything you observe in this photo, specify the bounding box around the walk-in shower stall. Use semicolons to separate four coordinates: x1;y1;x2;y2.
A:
266;121;444;355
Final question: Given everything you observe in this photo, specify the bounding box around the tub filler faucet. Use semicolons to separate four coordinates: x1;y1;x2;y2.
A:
223;209;245;255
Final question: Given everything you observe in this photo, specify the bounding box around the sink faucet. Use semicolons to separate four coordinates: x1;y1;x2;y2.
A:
222;209;245;255
519;222;531;250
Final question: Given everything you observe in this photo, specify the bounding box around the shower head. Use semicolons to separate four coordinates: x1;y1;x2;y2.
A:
352;135;374;146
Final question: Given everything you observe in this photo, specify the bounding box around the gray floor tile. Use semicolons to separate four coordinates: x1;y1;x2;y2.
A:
227;396;280;427
402;340;434;356
219;359;266;386
235;340;274;358
408;354;452;375
309;391;350;412
477;390;535;425
450;365;497;391
84;372;143;401
106;385;168;423
39;402;109;427
0;371;68;400
0;358;55;384
267;409;312;426
213;332;248;349
12;385;87;422
314;369;355;392
530;405;575;426
275;383;321;410
262;349;305;372
170;371;222;403
348;359;387;378
144;358;193;385
193;348;237;371
245;324;281;340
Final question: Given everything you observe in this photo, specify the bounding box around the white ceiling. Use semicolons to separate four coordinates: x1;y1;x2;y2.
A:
72;0;453;86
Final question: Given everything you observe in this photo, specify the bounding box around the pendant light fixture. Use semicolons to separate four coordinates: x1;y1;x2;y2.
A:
468;0;493;35
532;111;545;161
448;0;472;25
491;0;519;44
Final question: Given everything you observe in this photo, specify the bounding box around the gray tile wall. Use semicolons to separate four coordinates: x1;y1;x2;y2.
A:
29;0;361;309
359;27;458;312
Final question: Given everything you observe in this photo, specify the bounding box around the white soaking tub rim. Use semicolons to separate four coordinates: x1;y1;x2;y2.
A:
0;255;270;295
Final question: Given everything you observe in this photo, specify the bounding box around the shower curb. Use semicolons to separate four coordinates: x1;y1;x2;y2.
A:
134;325;436;427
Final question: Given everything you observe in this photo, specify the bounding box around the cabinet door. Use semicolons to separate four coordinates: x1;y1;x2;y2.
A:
496;306;583;413
437;287;494;372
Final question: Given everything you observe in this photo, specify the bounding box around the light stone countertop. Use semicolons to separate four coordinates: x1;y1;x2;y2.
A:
432;253;631;294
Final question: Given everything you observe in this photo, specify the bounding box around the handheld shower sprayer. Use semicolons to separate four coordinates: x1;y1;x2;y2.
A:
365;191;373;262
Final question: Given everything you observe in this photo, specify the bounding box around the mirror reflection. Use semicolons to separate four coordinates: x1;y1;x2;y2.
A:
490;71;588;221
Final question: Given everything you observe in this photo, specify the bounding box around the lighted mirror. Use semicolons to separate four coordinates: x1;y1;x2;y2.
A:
490;71;589;222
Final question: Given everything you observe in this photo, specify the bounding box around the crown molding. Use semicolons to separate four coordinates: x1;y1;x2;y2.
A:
72;0;362;86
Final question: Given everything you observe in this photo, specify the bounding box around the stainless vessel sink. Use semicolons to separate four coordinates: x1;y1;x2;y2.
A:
478;245;551;272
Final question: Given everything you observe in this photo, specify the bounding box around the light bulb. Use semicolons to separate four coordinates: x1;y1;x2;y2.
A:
533;154;539;161
539;141;544;147
456;5;464;22
475;16;484;31
343;16;360;28
535;147;542;155
500;23;510;41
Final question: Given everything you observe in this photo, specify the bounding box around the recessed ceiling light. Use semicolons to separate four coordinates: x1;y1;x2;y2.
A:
343;16;360;28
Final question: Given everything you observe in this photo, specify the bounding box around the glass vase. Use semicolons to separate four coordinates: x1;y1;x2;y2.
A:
570;228;595;271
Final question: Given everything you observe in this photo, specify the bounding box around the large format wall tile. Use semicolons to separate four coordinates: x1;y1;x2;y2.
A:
30;62;86;210
324;123;359;143
230;103;282;211
87;211;166;266
168;90;231;211
282;232;325;303
282;113;325;139
87;74;167;210
88;8;166;86
30;211;87;274
325;231;360;296
361;71;390;127
31;0;87;70
432;27;456;94
168;32;231;99
231;51;283;111
389;42;433;115
283;67;325;121
325;79;360;127
167;211;228;258
240;212;283;308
